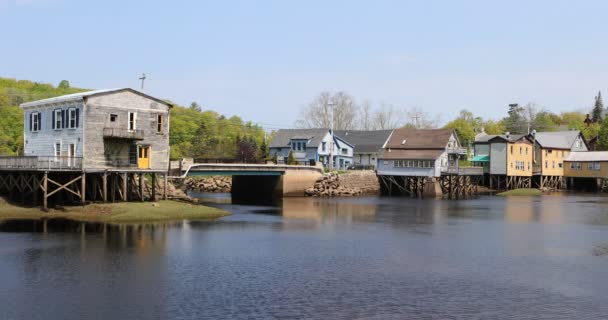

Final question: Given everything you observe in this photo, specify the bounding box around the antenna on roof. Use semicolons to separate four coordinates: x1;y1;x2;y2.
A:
139;73;146;92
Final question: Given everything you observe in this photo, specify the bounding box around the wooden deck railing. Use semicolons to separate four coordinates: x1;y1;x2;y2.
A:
0;156;83;170
441;166;484;176
103;128;144;140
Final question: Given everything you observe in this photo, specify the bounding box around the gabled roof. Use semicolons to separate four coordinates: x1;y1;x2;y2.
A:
565;151;608;162
378;149;444;160
384;128;456;149
474;133;498;143
487;134;528;143
20;88;173;108
269;128;330;148
532;131;584;149
333;130;393;153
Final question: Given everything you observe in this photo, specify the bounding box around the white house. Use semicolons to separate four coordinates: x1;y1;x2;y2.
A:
269;128;354;169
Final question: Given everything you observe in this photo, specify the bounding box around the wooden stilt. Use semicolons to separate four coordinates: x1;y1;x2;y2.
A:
42;172;48;210
151;173;157;202
139;173;145;202
122;173;128;201
81;172;86;205
163;174;168;200
102;172;108;202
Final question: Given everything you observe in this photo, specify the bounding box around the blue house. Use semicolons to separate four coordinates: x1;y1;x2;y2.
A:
269;128;354;169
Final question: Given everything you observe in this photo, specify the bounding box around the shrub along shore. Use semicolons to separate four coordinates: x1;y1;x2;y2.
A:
0;198;229;223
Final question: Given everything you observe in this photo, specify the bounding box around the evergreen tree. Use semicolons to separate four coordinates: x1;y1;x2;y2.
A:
271;152;278;164
596;117;608;151
287;150;297;165
592;91;604;123
504;103;526;134
259;140;268;160
189;102;201;112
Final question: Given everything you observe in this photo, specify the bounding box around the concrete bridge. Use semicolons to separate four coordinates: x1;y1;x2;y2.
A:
172;163;324;202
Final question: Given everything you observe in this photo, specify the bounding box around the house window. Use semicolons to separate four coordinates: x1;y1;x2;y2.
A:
588;162;601;171
545;150;548;156
54;109;62;129
110;114;118;122
528;162;530;170
67;108;78;129
519;147;522;155
322;142;326;152
570;162;582;170
552;161;555;169
54;143;61;159
128;112;137;131
31;112;41;132
157;114;163;133
545;161;548;169
510;146;513;154
341;148;348;155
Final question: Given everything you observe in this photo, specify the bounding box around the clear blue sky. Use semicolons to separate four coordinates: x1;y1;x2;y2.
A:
1;0;607;127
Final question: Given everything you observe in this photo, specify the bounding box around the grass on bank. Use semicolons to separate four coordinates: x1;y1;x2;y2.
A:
0;198;229;223
496;188;543;196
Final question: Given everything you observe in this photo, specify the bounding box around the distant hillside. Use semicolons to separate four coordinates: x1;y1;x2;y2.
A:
0;77;266;160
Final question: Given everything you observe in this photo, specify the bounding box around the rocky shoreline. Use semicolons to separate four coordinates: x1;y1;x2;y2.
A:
184;176;232;193
305;171;380;197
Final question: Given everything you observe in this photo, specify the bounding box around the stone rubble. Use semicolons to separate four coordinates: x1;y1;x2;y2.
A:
184;176;232;193
305;173;364;197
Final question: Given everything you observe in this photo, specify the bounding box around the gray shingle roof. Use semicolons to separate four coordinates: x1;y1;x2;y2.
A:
566;151;608;162
20;88;173;108
333;130;393;153
385;128;456;149
533;131;582;149
269;128;330;148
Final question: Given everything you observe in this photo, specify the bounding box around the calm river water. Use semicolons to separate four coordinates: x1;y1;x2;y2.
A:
1;193;608;319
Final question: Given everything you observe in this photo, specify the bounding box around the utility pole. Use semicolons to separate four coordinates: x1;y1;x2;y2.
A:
139;73;146;91
327;101;335;170
411;112;421;128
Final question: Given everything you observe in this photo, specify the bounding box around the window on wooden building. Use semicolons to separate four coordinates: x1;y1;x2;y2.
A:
157;114;163;133
128;112;137;131
110;114;118;122
31;112;41;132
53;109;62;130
54;143;61;159
67;108;78;129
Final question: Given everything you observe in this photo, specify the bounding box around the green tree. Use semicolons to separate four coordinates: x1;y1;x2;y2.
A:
592;91;604;123
444;118;475;146
287;150;297;165
504;103;526;134
189;102;201;112
596;117;608;151
58;80;70;89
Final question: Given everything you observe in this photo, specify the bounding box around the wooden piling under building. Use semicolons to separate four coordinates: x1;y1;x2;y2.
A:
0;170;169;210
378;173;481;199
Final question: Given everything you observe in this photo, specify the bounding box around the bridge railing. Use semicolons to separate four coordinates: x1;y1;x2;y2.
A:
441;166;484;176
0;156;83;170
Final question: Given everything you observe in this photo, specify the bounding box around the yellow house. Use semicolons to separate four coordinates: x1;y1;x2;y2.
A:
564;152;608;178
564;151;608;191
531;131;588;189
487;135;533;189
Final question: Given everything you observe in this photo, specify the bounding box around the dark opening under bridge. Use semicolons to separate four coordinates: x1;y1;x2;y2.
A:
172;163;324;202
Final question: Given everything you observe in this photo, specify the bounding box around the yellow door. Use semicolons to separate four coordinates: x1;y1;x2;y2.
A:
138;146;150;169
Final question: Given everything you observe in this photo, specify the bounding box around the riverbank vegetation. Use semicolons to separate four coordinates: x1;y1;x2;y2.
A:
497;188;543;196
0;198;229;223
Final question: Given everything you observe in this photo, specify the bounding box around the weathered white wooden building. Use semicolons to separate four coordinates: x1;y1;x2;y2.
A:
20;88;171;171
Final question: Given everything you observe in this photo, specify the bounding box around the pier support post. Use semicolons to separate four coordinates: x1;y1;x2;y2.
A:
151;173;157;202
81;172;86;205
139;173;145;202
102;172;108;203
163;174;168;200
121;173;128;201
42;172;48;210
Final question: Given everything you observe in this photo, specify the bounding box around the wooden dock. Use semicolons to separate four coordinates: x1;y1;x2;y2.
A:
0;156;169;210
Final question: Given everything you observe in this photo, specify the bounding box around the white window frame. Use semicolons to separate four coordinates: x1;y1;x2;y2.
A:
54;109;63;130
128;112;137;131
32;112;40;132
54;142;61;160
67;107;77;129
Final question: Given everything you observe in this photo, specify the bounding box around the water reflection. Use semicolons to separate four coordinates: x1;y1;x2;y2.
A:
2;194;608;319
